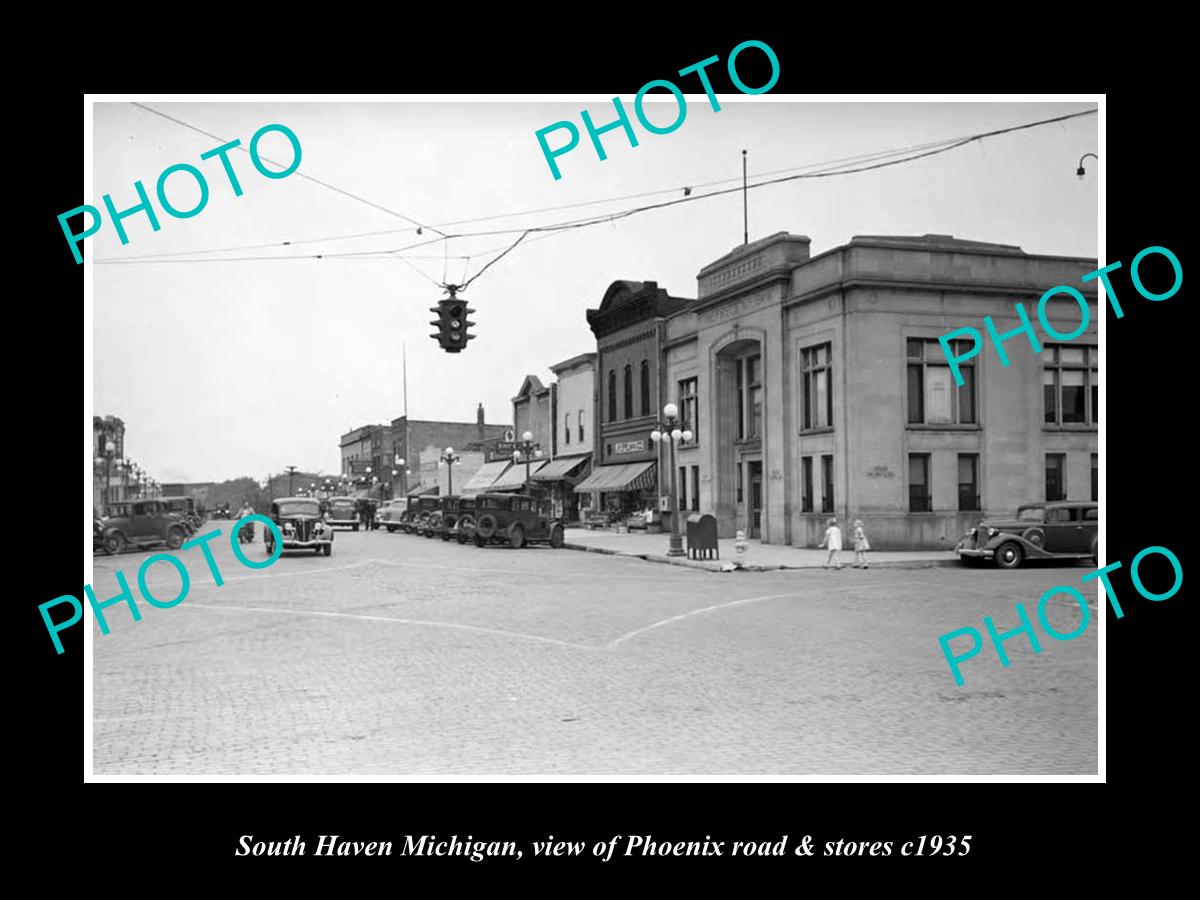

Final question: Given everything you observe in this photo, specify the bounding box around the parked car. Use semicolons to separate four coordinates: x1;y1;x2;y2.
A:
211;502;231;519
427;495;469;541
377;500;407;533
97;499;192;555
263;497;333;557
325;496;361;530
956;501;1098;569
450;497;476;544
410;496;442;536
471;493;565;549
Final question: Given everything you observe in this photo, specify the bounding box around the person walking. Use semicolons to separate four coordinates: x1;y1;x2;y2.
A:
237;499;255;543
819;517;843;570
851;518;871;569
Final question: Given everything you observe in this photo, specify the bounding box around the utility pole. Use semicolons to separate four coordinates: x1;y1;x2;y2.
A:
742;149;749;245
284;465;299;496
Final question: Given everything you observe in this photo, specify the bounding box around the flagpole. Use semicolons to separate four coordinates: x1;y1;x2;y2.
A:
742;149;749;245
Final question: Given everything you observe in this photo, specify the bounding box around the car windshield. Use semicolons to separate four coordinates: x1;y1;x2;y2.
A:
1017;506;1045;522
278;501;319;516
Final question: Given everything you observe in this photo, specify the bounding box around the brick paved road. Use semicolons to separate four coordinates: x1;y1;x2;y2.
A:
91;524;1098;776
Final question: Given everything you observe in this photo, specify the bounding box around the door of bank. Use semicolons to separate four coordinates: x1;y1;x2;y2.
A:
748;461;762;538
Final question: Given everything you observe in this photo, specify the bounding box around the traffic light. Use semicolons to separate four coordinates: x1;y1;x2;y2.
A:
428;295;476;353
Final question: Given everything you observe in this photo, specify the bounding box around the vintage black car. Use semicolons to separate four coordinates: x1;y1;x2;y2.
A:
97;499;192;555
956;501;1098;569
325;496;361;530
426;495;469;541
377;499;407;533
471;493;564;549
264;497;333;556
450;497;477;544
408;495;442;536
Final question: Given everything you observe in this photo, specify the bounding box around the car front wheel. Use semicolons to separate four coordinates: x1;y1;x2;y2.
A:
166;528;184;550
995;541;1024;570
549;524;564;549
103;532;125;555
509;524;525;549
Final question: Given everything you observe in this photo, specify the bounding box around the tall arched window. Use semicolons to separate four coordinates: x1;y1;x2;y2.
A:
640;359;651;416
623;365;633;419
608;370;617;422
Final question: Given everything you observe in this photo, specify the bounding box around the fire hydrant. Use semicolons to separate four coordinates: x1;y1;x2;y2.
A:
734;529;748;556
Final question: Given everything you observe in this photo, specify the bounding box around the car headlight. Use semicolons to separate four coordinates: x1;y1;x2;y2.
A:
283;522;294;534
985;527;998;538
314;521;325;532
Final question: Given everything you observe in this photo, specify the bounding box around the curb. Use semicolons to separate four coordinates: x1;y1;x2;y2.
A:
562;543;959;572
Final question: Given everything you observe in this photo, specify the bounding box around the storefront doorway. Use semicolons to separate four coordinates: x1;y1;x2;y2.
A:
747;460;763;538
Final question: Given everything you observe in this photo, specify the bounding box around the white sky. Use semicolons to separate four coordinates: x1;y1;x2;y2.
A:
92;99;1097;483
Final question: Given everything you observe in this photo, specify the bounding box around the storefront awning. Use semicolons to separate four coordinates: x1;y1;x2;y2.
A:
488;459;549;491
574;461;657;493
530;453;592;482
459;460;511;495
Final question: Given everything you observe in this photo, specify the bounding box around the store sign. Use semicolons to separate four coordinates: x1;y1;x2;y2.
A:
613;440;645;454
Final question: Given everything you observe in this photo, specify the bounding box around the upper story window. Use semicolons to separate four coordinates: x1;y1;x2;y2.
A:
607;370;616;422
678;377;699;445
578;408;584;442
640;360;651;416
907;338;976;425
564;412;571;445
736;354;763;439
1044;344;1098;426
801;343;832;430
623;365;633;420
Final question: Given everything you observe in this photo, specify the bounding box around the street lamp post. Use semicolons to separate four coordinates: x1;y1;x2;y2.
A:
512;430;542;490
650;402;694;558
102;440;116;509
396;457;407;496
438;447;459;495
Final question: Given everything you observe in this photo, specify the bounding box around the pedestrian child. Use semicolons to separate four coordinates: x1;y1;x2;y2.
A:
819;517;843;570
851;518;871;569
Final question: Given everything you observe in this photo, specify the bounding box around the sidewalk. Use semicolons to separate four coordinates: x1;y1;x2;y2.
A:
563;528;958;573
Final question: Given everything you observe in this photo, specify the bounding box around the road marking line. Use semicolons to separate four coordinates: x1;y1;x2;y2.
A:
181;602;594;651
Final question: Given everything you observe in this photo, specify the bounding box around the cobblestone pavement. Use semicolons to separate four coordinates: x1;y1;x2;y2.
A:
91;524;1098;776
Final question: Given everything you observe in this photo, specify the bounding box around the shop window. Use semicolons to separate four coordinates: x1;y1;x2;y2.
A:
640;360;651;417
678;377;699;444
801;343;833;430
1046;453;1066;502
607;370;616;422
801;457;813;513
1044;345;1099;426
957;453;979;511
690;466;699;511
1091;452;1098;502
623;365;633;420
909;454;931;512
821;454;834;513
907;338;976;425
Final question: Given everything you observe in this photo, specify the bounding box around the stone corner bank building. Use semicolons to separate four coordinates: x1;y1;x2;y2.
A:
588;231;1099;550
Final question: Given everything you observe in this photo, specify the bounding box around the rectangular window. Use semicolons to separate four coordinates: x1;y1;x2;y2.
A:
678;377;699;444
564;412;571;445
801;343;832;430
736;461;743;503
1043;344;1099;426
1091;452;1098;502
736;359;746;440
678;466;687;511
578;409;584;443
748;354;763;438
821;454;834;513
1046;453;1066;502
690;466;699;511
801;456;813;513
909;454;931;512
957;453;979;511
907;339;975;425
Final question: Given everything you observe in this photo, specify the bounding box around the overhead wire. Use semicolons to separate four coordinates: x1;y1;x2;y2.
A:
130;102;447;237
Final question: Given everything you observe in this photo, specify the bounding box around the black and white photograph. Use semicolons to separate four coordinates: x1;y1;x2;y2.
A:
83;94;1102;778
